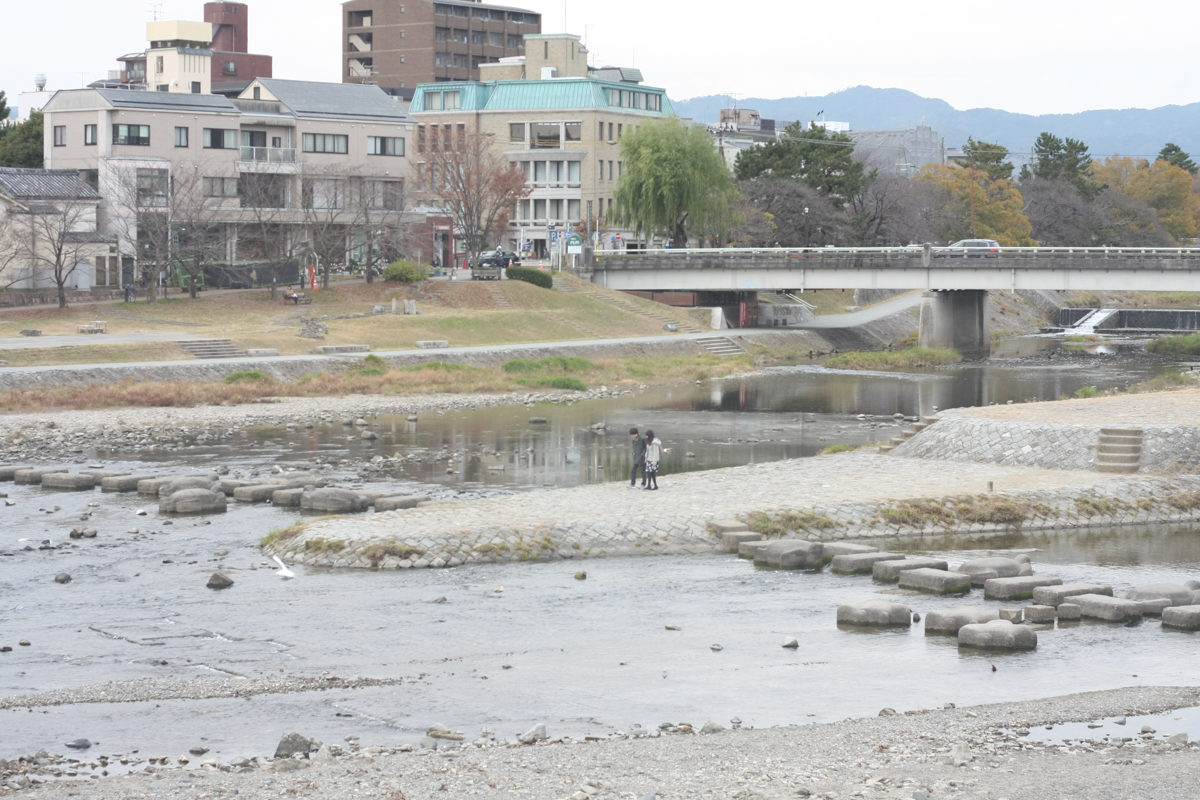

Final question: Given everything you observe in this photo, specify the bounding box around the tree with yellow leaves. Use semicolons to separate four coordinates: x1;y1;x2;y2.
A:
912;164;1035;245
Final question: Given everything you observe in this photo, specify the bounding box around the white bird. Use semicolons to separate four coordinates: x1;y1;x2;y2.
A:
271;555;295;579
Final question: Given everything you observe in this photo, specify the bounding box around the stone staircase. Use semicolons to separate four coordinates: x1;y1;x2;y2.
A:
1094;427;1143;473
878;416;939;454
483;283;514;309
695;336;745;356
177;339;244;359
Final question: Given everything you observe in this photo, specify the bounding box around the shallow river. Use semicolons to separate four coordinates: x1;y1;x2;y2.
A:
2;345;1198;765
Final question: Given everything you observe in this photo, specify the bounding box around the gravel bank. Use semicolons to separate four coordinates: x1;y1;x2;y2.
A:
4;686;1196;798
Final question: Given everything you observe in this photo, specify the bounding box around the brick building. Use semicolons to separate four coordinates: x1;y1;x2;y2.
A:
342;0;541;93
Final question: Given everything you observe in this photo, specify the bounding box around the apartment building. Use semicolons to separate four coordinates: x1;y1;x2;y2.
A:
342;0;540;93
41;78;415;286
408;33;675;258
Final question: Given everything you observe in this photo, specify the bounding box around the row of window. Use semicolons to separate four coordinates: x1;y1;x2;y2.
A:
608;88;663;112
432;3;536;24
434;28;523;48
516;160;582;187
64;123;402;158
137;168;403;211
514;198;584;222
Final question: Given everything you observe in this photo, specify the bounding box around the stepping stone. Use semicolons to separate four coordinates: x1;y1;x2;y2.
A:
819;542;877;564
958;619;1037;651
271;488;304;507
983;576;1062;600
898;568;971;595
738;540;770;559
1071;593;1143;622
755;539;823;570
0;465;34;481
13;468;60;485
924;606;999;635
375;495;429;512
1161;605;1200;631
720;530;762;553
1057;603;1082;621
873;557;949;582
233;484;286;503
1023;604;1057;623
956;556;1029;586
157;476;219;497
1032;583;1113;606
301;487;370;513
79;469;128;480
40;473;97;490
160;488;228;514
101;474;158;492
708;519;749;534
831;552;905;575
1122;583;1194;607
138;477;171;496
836;600;912;627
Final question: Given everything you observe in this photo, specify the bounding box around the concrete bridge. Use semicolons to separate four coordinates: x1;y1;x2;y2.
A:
589;246;1200;357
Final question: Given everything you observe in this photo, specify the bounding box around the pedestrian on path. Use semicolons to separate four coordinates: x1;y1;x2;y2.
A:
644;429;665;490
629;427;646;487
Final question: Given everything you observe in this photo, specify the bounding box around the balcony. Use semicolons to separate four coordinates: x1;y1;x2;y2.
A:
237;146;299;174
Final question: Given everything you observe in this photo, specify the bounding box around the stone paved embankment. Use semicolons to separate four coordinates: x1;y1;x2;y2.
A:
275;388;1200;569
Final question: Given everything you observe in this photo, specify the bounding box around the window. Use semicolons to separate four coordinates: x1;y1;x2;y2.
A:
302;133;348;154
507;34;522;48
84;124;97;145
568;160;581;185
565;122;581;143
568;198;580;219
548;161;562;185
155;55;164;73
426;92;443;110
203;128;237;149
368;136;404;156
53;125;66;147
174;126;189;147
489;31;504;46
202;177;238;197
242;130;267;148
239;173;287;208
136;168;168;207
365;179;404;210
416;125;426;153
224;60;238;76
301;178;346;209
190;81;201;94
113;123;150;146
509;122;525;143
530;122;559;149
533;161;546;185
443;90;460;110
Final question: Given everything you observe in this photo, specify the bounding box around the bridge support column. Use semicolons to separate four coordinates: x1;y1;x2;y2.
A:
918;290;989;359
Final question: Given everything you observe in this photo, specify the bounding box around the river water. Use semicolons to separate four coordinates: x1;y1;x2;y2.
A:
2;342;1198;766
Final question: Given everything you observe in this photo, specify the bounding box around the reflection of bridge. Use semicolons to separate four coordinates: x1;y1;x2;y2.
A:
590;246;1200;357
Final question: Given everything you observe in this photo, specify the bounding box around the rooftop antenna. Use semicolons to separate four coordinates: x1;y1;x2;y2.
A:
147;1;163;21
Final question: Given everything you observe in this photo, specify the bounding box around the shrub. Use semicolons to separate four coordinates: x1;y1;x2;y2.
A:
506;266;553;288
1148;334;1200;356
1074;385;1098;398
225;369;272;384
382;259;428;283
517;375;587;390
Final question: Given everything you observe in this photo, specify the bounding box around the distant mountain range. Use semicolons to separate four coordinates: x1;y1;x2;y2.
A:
671;86;1200;165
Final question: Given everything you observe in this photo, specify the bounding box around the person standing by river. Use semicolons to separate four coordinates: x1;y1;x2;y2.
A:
643;429;665;490
629;427;646;488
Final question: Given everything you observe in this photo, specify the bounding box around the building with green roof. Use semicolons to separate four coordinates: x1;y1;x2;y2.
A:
408;33;675;260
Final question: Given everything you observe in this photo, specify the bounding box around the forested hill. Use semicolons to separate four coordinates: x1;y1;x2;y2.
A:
672;86;1200;162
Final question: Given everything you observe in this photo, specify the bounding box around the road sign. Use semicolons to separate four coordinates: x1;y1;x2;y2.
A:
550;230;558;242
566;233;583;255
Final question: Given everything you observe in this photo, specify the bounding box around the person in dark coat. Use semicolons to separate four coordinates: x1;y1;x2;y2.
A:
629;427;647;488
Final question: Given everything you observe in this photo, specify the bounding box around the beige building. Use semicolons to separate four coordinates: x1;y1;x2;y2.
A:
408;34;675;259
41;79;417;286
342;0;541;93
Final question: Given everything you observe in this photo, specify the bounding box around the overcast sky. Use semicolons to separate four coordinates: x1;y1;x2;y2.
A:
4;0;1196;119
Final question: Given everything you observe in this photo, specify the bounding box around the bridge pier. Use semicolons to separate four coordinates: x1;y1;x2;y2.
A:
918;290;989;359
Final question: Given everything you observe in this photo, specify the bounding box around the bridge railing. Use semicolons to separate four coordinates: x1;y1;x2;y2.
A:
600;245;1200;259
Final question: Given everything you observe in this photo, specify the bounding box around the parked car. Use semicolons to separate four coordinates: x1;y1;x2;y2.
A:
936;239;1001;258
475;250;522;268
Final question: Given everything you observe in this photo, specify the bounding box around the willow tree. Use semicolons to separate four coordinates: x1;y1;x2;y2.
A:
613;118;738;247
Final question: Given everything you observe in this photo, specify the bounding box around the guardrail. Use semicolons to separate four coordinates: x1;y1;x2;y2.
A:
602;246;1200;259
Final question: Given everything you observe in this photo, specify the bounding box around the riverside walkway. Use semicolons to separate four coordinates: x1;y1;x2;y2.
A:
274;389;1200;570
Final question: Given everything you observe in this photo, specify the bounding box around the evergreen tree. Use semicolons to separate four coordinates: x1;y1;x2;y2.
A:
733;122;866;208
1157;143;1198;176
0;110;44;167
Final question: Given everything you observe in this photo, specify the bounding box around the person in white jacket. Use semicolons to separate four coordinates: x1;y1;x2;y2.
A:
643;430;665;490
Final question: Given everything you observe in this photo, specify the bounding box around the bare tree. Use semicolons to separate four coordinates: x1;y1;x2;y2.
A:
423;129;528;261
104;160;173;302
236;171;296;297
3;184;103;307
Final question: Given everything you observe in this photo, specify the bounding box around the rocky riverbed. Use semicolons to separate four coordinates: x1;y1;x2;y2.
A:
3;686;1197;798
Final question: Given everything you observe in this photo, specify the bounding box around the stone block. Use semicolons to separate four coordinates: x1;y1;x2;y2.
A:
233;484;285;503
999;607;1024;623
39;473;97;490
924;606;999;635
873;557;949;582
1122;583;1194;607
159;488;227;515
1057;603;1081;621
157;476;219;497
138;477;170;496
1161;605;1200;631
272;487;304;507
0;465;33;481
958;619;1037;651
1023;604;1057;623
301;487;371;513
1072;593;1143;622
898;568;972;595
983;576;1062;600
79;469;128;480
836;600;912;627
218;479;253;495
375;495;429;512
708;519;749;534
720;530;762;553
957;557;1025;586
1032;583;1113;606
831;552;905;575
1137;598;1172;617
755;539;823;570
738;540;770;559
13;468;59;485
101;474;157;492
819;542;878;564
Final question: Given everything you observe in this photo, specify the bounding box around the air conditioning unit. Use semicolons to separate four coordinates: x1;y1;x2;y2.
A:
540;67;556;79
